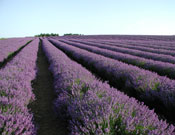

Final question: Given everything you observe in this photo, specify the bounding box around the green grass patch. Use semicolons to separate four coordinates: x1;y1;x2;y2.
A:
0;38;6;40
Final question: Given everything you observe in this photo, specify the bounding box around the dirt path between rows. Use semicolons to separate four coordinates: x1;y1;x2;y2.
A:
29;43;68;135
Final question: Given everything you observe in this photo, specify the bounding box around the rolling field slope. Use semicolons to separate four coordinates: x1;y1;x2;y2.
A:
1;35;175;135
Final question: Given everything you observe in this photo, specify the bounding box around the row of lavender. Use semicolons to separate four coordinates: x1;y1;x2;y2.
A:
51;35;175;51
59;39;175;79
0;38;39;135
106;41;175;50
49;39;175;122
113;38;175;47
42;39;175;134
86;39;175;56
52;36;175;53
58;35;175;41
94;39;175;51
67;39;175;64
0;37;34;63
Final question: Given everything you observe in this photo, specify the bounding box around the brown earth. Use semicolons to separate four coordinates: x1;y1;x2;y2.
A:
29;43;68;135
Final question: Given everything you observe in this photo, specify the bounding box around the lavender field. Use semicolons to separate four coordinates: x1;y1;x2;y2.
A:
1;35;175;135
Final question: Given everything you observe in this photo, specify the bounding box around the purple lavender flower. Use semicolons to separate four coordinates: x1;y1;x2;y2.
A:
42;38;175;135
0;38;39;135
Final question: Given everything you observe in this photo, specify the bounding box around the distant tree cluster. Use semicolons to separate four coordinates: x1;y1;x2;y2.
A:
35;33;83;37
35;33;59;37
63;33;83;36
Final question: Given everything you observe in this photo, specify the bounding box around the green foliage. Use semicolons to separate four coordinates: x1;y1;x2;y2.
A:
96;91;106;99
0;104;13;113
0;91;8;97
80;84;89;94
75;78;81;85
0;38;6;40
132;110;136;117
63;33;83;36
35;33;83;37
7;52;13;57
151;82;160;91
35;33;59;37
139;61;145;66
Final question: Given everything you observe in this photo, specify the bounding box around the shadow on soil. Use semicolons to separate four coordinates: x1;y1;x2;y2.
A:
28;42;68;135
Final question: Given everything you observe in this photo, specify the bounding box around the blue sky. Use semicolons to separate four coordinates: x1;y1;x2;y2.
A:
0;0;175;37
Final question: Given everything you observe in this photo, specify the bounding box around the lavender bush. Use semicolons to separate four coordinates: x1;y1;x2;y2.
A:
68;39;175;64
42;39;175;135
84;39;175;56
60;39;175;79
0;37;34;63
49;39;175;122
104;39;175;50
0;38;39;135
86;39;175;51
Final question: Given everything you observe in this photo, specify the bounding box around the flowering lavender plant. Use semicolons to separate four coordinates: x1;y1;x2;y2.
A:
49;39;175;123
68;39;175;64
42;39;175;135
0;37;34;63
60;39;175;79
84;39;175;56
0;38;39;135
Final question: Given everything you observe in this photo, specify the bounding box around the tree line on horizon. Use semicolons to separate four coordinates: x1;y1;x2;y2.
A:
35;33;83;37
